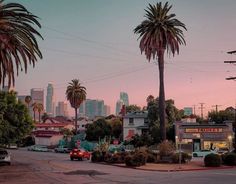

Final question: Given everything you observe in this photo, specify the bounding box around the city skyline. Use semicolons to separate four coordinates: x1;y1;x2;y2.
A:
13;0;236;116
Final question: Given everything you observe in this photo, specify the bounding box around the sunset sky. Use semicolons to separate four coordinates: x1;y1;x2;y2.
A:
12;0;236;116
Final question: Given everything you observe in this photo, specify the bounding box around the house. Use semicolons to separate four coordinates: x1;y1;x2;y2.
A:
32;117;74;146
123;111;149;140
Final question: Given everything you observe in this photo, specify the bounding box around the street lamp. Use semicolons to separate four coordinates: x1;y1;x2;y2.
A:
228;135;232;151
175;136;178;150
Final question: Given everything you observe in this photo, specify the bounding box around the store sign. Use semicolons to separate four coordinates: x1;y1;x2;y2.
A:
185;128;223;133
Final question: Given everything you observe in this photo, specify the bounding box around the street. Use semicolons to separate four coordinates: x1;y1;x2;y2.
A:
0;149;236;184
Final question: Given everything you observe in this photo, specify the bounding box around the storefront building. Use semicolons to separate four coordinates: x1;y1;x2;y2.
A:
175;120;234;152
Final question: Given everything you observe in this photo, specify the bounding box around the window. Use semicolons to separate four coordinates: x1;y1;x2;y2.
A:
129;118;134;125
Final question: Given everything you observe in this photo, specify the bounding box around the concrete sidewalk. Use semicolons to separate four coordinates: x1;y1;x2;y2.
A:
113;161;236;172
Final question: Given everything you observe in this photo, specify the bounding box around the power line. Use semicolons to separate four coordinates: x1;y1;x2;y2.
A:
199;103;205;119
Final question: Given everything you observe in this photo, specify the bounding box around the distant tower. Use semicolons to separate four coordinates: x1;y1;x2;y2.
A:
116;100;124;115
46;83;54;116
56;101;68;117
30;88;44;120
120;92;129;106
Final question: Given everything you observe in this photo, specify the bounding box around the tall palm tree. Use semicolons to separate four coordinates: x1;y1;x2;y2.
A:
0;0;43;87
25;96;32;110
66;79;86;134
31;102;38;122
134;2;186;141
37;103;44;123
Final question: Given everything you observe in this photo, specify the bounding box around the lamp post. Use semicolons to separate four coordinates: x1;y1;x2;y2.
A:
228;135;232;151
175;136;178;150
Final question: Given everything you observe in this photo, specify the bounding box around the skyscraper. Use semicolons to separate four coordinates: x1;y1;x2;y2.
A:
103;105;111;116
120;92;129;106
56;101;69;117
46;83;54;116
31;88;44;120
116;100;124;115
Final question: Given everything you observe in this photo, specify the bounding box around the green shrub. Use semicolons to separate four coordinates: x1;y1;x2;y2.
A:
147;153;157;163
158;141;175;158
222;153;236;166
124;151;147;167
91;150;103;162
204;153;221;167
172;152;192;163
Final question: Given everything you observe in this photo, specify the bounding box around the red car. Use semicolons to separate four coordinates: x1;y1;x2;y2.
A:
70;148;91;161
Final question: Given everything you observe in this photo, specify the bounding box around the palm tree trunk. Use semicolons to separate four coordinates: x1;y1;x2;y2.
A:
33;111;36;122
75;108;78;134
158;49;166;141
39;111;41;122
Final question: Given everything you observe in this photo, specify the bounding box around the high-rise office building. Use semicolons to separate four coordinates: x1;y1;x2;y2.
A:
103;105;111;117
56;101;69;117
79;99;106;119
116;100;124;115
120;92;129;106
30;88;44;120
46;83;54;116
1;86;14;92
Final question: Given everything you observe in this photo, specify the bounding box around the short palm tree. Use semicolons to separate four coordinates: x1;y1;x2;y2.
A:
66;79;86;134
37;103;44;122
31;102;38;122
0;0;43;87
25;96;32;110
134;2;186;140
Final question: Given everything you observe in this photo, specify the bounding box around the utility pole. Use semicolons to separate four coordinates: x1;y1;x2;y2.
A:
212;105;221;113
224;50;236;150
199;103;205;119
192;104;196;115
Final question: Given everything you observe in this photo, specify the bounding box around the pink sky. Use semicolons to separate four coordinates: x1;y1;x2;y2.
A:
14;0;236;116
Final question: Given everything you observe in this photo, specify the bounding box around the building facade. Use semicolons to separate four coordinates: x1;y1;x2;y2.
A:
175;121;234;153
123;111;149;140
116;100;124;115
56;101;69;117
46;83;55;117
31;88;44;120
120;92;129;106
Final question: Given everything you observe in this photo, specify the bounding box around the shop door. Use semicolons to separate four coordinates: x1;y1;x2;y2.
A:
193;139;201;152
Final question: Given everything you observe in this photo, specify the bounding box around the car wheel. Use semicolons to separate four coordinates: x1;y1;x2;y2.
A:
70;157;74;161
193;153;198;157
7;162;11;165
78;157;82;161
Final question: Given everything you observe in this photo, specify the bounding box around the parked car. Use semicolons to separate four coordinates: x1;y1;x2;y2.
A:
70;148;91;161
192;149;216;157
27;145;48;152
0;149;11;165
54;146;72;153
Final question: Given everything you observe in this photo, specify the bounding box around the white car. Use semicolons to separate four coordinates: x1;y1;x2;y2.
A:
192;149;216;157
0;149;11;165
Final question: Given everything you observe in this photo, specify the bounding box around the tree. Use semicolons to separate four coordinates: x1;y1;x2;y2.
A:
0;91;34;145
208;108;235;124
66;79;86;134
85;118;112;141
41;113;49;123
31;102;38;122
24;96;32;110
134;2;186;140
0;0;43;87
126;105;141;113
37;103;44;122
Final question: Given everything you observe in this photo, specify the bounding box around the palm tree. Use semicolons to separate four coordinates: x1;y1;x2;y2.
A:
66;79;86;134
134;2;186;140
37;103;44;123
31;102;38;122
0;0;43;87
25;96;32;110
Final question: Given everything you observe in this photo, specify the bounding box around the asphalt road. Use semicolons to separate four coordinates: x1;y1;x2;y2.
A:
0;149;236;184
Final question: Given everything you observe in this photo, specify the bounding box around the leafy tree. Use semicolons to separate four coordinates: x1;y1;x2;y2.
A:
107;118;122;140
208;108;235;124
0;91;33;145
126;105;141;113
85;118;112;141
66;79;86;134
0;0;43;87
41;112;49;122
129;134;153;148
134;2;186;140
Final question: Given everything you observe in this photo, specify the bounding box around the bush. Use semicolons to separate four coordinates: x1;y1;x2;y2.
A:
222;153;236;166
124;151;147;167
172;152;192;163
204;153;222;167
158;141;175;158
91;151;103;162
147;153;157;163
